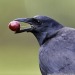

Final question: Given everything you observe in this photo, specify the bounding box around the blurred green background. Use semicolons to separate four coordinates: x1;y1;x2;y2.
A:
0;0;75;75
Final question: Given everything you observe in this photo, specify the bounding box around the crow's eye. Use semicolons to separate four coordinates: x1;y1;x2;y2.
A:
32;18;41;25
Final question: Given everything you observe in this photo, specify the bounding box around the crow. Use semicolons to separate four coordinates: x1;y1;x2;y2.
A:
14;15;75;75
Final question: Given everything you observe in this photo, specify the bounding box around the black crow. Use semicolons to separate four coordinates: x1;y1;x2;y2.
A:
14;15;75;75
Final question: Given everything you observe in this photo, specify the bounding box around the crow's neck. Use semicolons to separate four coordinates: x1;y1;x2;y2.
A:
33;32;47;46
32;24;63;46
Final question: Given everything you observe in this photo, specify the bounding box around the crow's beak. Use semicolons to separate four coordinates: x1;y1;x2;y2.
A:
14;18;34;33
14;18;32;23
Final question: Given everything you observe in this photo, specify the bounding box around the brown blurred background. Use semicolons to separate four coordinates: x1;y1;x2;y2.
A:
0;0;75;75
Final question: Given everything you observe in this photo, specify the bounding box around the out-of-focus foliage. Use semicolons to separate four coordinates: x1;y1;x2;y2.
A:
0;0;75;75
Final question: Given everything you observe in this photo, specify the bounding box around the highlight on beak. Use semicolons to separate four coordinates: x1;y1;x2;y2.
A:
14;18;32;23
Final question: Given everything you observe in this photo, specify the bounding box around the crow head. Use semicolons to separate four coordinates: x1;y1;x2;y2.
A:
14;15;63;45
14;16;53;32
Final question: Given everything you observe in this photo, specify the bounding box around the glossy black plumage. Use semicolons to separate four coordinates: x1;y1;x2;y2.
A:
14;15;75;75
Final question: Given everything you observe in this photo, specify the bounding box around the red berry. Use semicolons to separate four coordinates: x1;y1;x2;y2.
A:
8;21;20;31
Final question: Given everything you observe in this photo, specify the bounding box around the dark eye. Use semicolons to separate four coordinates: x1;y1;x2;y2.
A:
32;18;41;25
